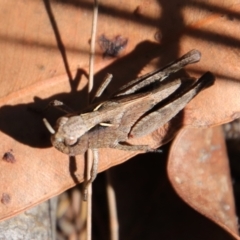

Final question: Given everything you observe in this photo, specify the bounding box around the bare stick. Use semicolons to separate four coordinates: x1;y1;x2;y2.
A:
88;0;98;96
86;1;98;240
86;150;93;240
106;171;119;240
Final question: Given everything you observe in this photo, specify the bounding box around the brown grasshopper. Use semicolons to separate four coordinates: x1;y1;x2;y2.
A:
43;49;214;190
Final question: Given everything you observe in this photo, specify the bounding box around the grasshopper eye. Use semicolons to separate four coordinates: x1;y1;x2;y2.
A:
55;137;64;142
64;137;77;146
51;133;65;144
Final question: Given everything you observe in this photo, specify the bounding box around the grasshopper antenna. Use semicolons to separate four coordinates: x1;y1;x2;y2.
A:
43;118;55;134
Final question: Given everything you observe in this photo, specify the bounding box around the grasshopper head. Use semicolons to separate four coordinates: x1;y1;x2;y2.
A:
43;116;88;146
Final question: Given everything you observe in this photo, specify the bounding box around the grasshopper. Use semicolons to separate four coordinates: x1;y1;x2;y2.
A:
43;49;214;192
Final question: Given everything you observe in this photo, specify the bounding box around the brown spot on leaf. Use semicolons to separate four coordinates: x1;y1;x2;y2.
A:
1;193;11;205
2;150;16;163
98;34;128;58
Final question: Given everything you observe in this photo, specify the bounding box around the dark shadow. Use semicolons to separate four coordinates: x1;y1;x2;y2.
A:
91;41;165;100
93;143;234;240
42;0;73;81
226;136;240;229
69;156;79;184
43;0;88;93
187;27;240;50
0;68;88;148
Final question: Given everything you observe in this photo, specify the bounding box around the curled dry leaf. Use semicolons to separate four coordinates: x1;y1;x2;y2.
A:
0;0;240;222
168;126;240;239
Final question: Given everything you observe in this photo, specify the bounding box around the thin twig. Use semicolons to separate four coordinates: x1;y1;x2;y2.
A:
106;171;119;240
86;1;99;240
88;0;99;96
86;150;93;240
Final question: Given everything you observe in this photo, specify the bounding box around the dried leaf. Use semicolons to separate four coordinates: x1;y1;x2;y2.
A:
168;127;240;239
0;0;240;222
